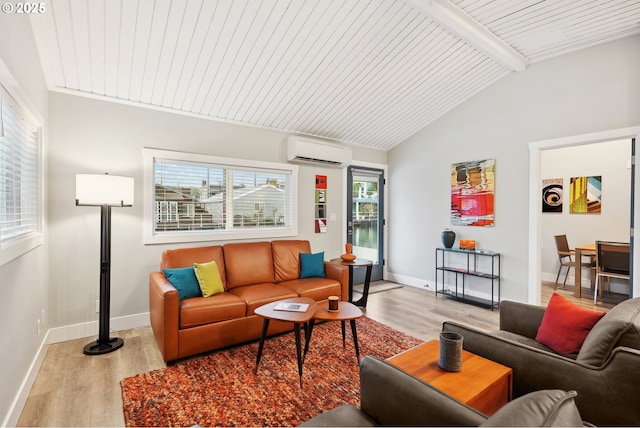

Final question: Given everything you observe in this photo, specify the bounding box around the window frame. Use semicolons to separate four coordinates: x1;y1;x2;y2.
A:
143;148;298;245
0;59;44;267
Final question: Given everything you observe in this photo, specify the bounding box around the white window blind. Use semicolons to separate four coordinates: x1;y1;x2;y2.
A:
144;149;298;244
0;83;42;257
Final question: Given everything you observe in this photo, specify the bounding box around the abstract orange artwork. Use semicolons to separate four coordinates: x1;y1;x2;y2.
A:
451;159;495;226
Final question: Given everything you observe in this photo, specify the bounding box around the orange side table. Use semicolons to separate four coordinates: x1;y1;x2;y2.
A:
386;340;512;415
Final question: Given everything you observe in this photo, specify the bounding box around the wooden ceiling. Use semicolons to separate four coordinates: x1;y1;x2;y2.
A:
29;0;640;150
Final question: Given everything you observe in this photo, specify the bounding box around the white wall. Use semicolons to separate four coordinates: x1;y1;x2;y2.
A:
541;139;631;291
47;92;386;329
388;35;640;303
2;22;387;423
0;13;49;427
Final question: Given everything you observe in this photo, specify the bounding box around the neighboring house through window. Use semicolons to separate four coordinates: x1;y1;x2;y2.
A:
143;148;298;244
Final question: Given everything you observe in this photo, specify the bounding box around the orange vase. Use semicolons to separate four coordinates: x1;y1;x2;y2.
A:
341;243;356;262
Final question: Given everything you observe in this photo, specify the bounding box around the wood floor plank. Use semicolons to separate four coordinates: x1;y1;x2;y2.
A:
16;281;625;426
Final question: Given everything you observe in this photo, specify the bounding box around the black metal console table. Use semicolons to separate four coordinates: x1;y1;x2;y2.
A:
435;247;500;309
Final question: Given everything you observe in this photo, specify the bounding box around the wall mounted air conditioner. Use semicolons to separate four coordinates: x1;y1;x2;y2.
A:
287;136;352;167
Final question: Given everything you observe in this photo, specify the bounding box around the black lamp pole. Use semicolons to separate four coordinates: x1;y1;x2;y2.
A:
76;173;132;355
83;203;124;355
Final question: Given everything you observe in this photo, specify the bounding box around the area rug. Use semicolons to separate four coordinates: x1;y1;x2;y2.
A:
121;317;422;427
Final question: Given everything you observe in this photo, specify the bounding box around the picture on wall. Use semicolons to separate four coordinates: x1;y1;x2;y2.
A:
570;175;602;214
451;159;495;227
315;175;327;233
542;178;563;213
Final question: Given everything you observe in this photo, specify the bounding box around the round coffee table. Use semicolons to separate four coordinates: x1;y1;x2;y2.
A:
254;297;317;387
303;301;363;363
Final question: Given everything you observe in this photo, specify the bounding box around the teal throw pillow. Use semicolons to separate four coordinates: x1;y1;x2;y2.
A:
163;267;203;300
300;252;326;278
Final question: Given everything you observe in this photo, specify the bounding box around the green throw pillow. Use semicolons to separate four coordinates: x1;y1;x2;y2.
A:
163;267;202;300
193;260;225;297
300;252;326;278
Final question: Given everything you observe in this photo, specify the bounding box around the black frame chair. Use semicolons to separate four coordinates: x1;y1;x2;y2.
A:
594;240;630;304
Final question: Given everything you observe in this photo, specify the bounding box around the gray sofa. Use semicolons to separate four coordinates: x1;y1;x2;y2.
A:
301;356;586;426
443;297;640;426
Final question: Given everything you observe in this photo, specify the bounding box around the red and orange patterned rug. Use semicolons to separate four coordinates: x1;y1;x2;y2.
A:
120;317;422;427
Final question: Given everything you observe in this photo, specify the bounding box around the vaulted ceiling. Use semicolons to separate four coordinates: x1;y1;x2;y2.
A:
29;0;640;150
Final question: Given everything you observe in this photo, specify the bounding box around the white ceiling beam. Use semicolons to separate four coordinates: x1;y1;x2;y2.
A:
405;0;529;72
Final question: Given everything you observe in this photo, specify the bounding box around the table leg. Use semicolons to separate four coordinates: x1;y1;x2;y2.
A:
255;318;270;374
352;264;372;307
347;265;354;302
341;320;346;348
294;323;304;387
350;319;360;362
303;319;315;362
575;248;582;298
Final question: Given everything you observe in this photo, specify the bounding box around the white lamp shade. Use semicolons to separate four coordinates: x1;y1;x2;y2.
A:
76;174;134;206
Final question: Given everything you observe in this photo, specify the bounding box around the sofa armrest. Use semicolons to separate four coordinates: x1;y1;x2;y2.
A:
499;300;546;339
324;261;349;301
442;321;640;426
359;356;487;426
149;271;180;363
298;404;376;427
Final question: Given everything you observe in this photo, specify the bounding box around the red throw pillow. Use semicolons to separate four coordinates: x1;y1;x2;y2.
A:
535;293;606;355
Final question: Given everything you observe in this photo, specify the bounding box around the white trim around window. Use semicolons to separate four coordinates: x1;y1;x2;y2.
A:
0;59;43;267
143;148;299;245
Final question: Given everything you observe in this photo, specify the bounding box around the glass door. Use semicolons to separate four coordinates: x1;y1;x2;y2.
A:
347;166;384;283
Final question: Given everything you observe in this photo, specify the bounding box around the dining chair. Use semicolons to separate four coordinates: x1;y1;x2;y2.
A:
594;241;630;304
553;235;593;289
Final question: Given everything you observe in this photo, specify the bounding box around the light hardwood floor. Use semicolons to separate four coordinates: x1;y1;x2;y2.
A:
17;281;623;427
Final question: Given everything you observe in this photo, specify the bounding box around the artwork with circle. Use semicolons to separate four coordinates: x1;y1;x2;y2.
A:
542;178;563;213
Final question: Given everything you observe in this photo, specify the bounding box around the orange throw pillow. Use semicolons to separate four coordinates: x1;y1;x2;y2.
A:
535;293;605;355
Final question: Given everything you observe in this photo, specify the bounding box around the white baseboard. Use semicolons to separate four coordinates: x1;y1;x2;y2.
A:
2;330;49;428
386;272;433;290
46;312;150;344
388;271;502;303
4;312;150;427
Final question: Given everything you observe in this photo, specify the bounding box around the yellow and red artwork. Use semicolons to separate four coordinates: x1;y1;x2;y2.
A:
570;176;601;214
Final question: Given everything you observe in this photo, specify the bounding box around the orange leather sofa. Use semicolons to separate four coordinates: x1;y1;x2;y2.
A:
149;240;349;363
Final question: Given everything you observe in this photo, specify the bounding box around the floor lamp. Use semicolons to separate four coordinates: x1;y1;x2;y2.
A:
76;173;134;355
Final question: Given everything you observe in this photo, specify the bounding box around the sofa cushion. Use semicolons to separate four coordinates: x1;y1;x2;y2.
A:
280;277;342;301
535;293;605;355
193;260;225;297
492;330;562;355
161;245;227;288
577;297;640;366
224;242;275;289
162;267;202;300
179;293;247;329
272;240;311;282
300;252;326;278
480;390;583;427
229;283;298;314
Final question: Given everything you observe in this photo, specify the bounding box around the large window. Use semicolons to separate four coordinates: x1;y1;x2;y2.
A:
0;61;43;266
144;148;298;244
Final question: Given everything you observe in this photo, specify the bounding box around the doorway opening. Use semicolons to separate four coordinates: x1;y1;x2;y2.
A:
540;139;633;306
528;127;640;305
